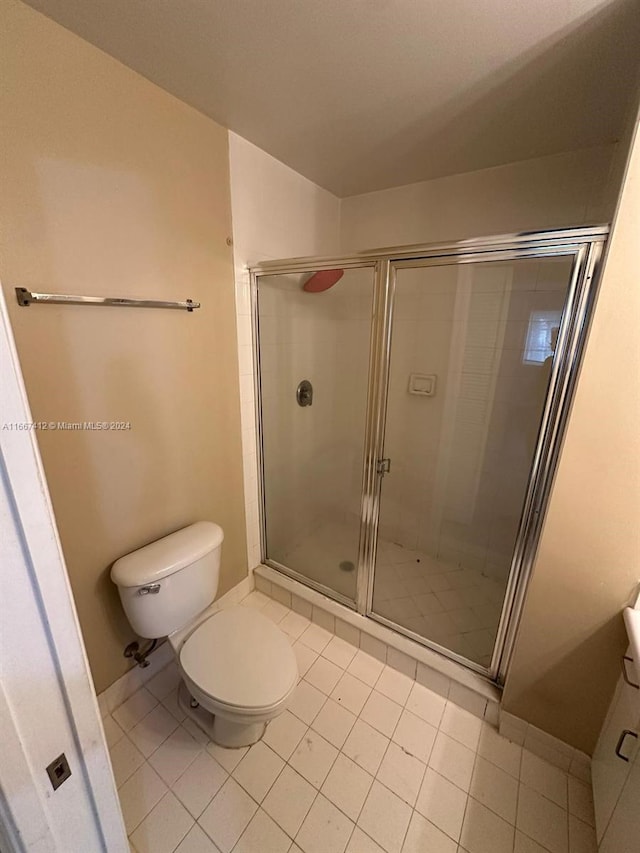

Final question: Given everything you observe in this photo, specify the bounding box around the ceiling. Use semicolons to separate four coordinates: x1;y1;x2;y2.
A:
22;0;640;197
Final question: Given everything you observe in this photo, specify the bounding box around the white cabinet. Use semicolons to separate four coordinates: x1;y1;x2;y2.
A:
592;652;640;851
599;755;640;853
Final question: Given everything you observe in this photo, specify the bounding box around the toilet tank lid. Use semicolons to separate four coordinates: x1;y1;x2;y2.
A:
111;521;223;588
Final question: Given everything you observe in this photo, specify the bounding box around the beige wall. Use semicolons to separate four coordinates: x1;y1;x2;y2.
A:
0;0;247;692
340;145;617;250
503;116;640;754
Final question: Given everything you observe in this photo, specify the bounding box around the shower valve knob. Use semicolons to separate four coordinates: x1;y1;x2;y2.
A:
296;380;313;407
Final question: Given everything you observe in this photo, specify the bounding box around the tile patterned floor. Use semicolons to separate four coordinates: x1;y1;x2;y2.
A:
280;522;503;667
374;540;503;668
106;590;596;853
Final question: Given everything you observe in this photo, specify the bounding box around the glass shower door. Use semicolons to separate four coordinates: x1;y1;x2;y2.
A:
372;256;575;668
257;266;375;604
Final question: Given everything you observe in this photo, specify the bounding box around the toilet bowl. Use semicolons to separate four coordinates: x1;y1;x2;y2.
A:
111;521;298;747
172;604;297;746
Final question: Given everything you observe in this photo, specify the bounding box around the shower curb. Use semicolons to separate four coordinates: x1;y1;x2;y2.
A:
255;563;592;778
254;563;501;719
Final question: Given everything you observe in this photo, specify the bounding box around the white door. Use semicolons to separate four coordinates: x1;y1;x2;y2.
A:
0;283;128;852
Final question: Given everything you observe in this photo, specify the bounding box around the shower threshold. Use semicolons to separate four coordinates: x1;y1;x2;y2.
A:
253;563;501;717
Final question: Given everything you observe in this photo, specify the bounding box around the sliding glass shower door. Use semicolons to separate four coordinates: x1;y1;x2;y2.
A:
256;266;375;603
371;257;574;667
254;228;607;680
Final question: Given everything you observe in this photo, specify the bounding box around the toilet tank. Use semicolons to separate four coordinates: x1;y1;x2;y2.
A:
111;521;224;639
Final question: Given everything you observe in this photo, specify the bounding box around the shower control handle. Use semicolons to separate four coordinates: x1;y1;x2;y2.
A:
296;380;313;407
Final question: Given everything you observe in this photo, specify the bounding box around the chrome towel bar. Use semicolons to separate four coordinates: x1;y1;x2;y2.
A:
15;287;200;311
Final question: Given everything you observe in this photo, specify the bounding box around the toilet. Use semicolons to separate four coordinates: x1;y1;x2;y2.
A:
111;521;298;747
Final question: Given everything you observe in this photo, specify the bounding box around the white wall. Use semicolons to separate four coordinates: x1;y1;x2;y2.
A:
340;144;617;250
228;133;341;568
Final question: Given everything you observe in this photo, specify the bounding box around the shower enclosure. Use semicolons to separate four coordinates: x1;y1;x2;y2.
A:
251;227;607;683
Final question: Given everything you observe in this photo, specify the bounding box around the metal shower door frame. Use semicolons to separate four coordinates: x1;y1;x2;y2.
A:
250;259;380;610
250;226;609;685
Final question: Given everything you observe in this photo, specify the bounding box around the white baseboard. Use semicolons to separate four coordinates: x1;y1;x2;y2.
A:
499;710;591;781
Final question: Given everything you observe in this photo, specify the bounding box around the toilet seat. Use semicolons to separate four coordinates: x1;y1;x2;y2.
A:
178;605;298;714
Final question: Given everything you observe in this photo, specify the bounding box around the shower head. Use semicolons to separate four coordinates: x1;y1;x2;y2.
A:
303;269;344;292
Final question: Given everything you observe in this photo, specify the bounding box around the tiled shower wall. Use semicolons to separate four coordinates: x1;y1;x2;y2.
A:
244;245;572;600
379;257;572;584
258;269;372;559
377;266;458;553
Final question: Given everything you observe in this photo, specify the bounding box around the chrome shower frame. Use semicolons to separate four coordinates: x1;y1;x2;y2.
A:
250;225;609;685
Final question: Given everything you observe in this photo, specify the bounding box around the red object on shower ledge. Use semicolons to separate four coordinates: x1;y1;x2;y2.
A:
303;269;344;292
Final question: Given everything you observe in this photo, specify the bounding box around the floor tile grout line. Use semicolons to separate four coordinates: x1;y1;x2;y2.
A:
133;788;195;853
564;770;572;850
117;616;341;837
515;821;560;853
342;821;357;853
457;732;481;850
287;693;409;846
165;652;458;843
226;774;298;853
231;743;286;810
198;775;265;853
168;791;194;853
518;773;575;811
230;720;340;850
340;753;377;833
172;749;229;822
512;748;522;851
111;623;591;853
120;724;220;837
131;739;576;851
289;787;321;850
120;759;166;837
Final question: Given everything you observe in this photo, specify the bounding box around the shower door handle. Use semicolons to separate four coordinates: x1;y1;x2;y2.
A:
376;458;391;476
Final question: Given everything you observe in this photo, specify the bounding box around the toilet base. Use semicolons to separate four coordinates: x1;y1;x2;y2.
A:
177;680;266;748
212;716;266;748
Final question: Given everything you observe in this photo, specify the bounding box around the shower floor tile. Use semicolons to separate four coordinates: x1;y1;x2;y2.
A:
111;590;595;853
278;519;504;667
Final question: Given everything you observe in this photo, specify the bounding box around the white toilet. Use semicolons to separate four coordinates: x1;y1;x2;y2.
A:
111;521;298;748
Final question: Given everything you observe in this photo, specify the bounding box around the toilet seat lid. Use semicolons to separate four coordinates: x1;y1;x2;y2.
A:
179;606;298;711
